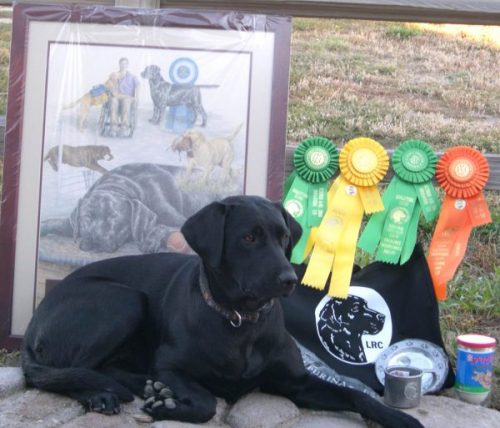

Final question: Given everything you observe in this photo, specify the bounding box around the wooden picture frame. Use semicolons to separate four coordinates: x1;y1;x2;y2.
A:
0;3;291;348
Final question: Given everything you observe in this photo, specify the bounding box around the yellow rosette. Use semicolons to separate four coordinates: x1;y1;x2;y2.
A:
302;138;389;298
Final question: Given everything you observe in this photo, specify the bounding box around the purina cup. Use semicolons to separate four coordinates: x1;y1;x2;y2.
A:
455;334;497;404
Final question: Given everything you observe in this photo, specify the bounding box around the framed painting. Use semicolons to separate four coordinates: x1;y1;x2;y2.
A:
0;4;291;348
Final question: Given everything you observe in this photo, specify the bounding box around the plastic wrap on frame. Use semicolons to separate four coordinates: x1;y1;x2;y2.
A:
0;3;291;344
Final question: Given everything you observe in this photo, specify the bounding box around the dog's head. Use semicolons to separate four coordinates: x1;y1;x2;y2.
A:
171;130;205;158
181;196;302;311
320;295;385;336
71;193;132;253
96;145;114;161
141;65;161;80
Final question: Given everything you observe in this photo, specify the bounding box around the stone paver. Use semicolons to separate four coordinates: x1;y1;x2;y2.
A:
61;412;139;428
0;389;84;428
0;368;499;427
226;393;300;428
402;395;500;428
0;367;25;399
284;410;366;428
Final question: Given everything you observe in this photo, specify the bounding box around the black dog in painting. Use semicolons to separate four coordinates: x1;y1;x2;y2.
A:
22;196;422;427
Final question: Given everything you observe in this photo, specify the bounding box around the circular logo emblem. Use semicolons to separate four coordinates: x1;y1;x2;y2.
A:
449;158;475;183
389;207;410;225
169;58;199;86
305;147;329;171
315;286;393;365
454;199;467;210
352;148;378;173
402;149;428;172
285;200;304;218
345;185;357;196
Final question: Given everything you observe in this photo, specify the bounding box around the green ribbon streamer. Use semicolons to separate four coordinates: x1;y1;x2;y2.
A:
283;137;338;263
358;140;440;264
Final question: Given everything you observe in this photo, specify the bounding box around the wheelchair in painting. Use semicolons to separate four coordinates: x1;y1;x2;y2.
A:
98;96;137;138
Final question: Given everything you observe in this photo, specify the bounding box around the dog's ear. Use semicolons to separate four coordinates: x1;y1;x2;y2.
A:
275;202;302;260
70;200;81;241
129;199;161;252
181;201;227;268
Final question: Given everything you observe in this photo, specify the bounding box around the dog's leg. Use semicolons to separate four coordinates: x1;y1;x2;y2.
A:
40;218;73;237
67;390;124;415
100;366;150;398
142;370;216;423
156;105;166;125
88;162;109;175
261;338;423;428
23;280;148;414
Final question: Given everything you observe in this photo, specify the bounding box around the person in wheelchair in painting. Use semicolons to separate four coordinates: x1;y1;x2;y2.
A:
100;57;140;137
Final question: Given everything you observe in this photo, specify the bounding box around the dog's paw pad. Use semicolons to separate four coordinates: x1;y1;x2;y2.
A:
144;396;156;406
159;387;173;398
153;381;166;391
144;380;155;398
164;398;176;409
142;396;177;414
151;400;163;410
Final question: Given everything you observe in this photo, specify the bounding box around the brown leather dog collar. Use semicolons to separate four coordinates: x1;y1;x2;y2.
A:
199;266;274;328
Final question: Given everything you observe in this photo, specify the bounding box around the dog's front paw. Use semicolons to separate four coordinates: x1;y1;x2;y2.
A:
86;392;121;415
142;380;177;419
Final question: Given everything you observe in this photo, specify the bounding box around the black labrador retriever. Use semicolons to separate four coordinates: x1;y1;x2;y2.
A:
22;196;422;427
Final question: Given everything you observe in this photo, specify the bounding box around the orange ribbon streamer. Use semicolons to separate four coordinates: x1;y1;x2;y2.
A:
427;147;491;300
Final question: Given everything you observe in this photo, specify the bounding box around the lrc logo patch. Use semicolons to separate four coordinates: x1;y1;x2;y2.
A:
315;287;393;365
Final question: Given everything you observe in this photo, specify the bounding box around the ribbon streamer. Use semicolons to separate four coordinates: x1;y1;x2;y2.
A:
358;140;440;264
427;146;491;300
302;137;389;298
283;137;339;263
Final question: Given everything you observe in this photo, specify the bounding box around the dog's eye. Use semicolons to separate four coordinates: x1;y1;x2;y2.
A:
243;233;256;243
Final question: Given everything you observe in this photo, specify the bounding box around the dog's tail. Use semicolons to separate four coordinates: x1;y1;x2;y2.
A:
21;346;133;401
226;123;244;142
62;97;83;110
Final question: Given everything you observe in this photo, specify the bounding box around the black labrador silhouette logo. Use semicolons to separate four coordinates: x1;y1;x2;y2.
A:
315;286;393;365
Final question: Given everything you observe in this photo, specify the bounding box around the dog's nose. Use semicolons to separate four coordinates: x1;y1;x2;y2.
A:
278;271;298;296
376;313;385;323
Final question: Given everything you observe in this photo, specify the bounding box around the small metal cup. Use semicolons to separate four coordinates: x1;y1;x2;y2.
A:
384;366;423;408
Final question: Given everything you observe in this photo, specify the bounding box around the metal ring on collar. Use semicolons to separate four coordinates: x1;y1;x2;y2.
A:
230;310;243;328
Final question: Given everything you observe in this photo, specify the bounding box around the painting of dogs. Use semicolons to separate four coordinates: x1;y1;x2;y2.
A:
141;65;214;126
44;145;113;175
23;196;422;427
317;295;386;363
171;124;242;184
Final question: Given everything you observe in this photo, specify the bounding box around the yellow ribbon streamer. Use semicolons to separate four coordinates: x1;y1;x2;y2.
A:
301;138;388;298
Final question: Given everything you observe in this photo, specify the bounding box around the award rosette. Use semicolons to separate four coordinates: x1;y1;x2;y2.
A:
283;137;339;263
301;137;389;298
358;140;440;264
427;146;491;300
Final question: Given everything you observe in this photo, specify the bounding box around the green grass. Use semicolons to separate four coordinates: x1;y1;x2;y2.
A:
0;21;10;115
0;349;20;366
385;25;422;40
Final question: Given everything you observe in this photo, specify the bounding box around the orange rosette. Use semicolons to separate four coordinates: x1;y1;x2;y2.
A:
427;146;491;300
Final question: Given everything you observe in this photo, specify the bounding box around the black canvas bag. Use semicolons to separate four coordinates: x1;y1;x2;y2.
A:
282;244;455;394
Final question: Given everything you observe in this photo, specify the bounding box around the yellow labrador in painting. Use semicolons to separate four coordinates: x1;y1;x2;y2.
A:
172;124;243;183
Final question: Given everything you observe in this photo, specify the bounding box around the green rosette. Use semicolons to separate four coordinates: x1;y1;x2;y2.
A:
283;137;339;263
358;140;440;264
